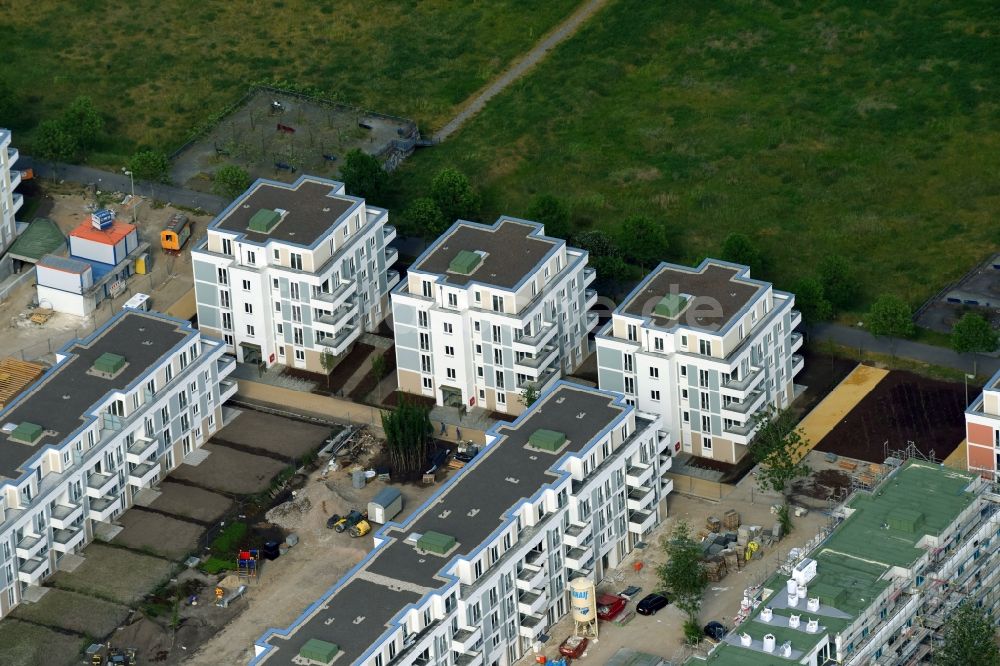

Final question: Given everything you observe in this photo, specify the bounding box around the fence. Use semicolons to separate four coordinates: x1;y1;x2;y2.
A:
664;471;733;501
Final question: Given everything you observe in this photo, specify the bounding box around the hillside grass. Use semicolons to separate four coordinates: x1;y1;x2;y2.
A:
3;0;578;163
389;0;1000;310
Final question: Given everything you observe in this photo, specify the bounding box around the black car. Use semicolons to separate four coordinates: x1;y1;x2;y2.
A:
636;593;670;615
704;621;727;641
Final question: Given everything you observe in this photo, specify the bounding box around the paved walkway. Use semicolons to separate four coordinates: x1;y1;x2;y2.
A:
794;364;888;461
433;0;610;142
810;323;1000;377
20;156;228;214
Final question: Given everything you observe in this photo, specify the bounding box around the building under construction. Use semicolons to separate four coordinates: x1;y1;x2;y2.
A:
690;459;1000;666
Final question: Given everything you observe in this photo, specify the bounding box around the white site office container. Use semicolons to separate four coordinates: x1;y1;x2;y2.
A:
368;487;403;524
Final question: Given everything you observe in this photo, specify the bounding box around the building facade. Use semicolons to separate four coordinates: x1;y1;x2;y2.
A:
966;368;1000;475
192;176;398;374
0;129;24;260
253;383;673;666
0;310;236;617
691;460;1000;666
596;260;803;463
392;218;598;415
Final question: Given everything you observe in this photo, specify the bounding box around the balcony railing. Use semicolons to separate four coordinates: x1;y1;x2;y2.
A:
386;269;401;290
515;344;558;371
7;147;18;166
627;485;656;511
385;247;399;266
792;354;805;376
584;267;597;285
15;534;44;560
628;509;657;534
723;366;763;393
86;471;117;498
514;322;557;351
53;526;85;553
790;331;803;352
383;225;397;242
50;502;83;530
128;461;159;488
17;556;47;584
317;319;361;354
312;280;353;308
126;437;157;465
790;309;802;329
88;495;120;522
722;389;766;417
12;192;23;213
585;289;598;308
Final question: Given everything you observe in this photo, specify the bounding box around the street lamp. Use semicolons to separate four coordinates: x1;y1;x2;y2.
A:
121;168;136;223
965;373;975;407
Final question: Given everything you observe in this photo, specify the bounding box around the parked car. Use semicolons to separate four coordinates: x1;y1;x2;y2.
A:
636;593;670;616
704;621;728;642
596;594;627;621
559;635;589;658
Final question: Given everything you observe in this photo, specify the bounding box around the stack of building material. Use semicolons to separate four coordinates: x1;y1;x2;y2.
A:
723;509;741;530
706;515;722;532
0;358;45;409
703;556;727;582
722;548;741;573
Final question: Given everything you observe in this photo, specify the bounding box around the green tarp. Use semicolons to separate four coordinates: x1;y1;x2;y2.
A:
448;249;481;275
93;352;126;375
11;422;43;444
8;218;66;263
886;508;924;533
248;209;281;233
418;531;456;555
299;638;339;664
529;429;566;452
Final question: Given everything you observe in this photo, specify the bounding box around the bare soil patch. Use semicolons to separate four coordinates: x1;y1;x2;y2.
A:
9;588;129;638
148;482;233;523
0;619;83;666
169;444;287;495
49;544;175;606
114;510;204;560
212;409;332;460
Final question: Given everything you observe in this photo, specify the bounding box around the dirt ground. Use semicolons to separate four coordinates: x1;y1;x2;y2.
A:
210;408;333;460
0;618;84;666
147;482;234;523
9;588;130;640
916;254;1000;334
113;509;205;560
49;543;176;606
169;443;288;495
815;369;968;462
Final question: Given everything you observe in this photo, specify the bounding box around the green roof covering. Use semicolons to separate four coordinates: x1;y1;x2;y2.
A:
248;209;281;233
418;530;456;555
528;429;566;452
299;638;339;664
11;422;43;444
448;249;482;275
654;293;689;318
93;352;126;375
886;508;924;533
7;218;66;263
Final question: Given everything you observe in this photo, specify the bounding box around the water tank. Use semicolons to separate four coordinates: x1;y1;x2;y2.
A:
569;577;597;622
762;634;776;652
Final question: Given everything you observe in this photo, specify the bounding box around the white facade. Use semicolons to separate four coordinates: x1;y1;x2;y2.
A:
192;176;398;374
0;129;23;257
0;310;236;618
392;218;598;416
596;259;802;464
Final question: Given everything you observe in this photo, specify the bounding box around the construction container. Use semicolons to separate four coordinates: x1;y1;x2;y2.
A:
69;219;138;266
368;487;403;524
160;213;191;252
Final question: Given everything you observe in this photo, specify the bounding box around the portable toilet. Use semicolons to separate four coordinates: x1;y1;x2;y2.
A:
135;251;151;275
368;487;403;524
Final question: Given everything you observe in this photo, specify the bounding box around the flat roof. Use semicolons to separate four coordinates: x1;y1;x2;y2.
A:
70;218;136;245
7;218;66;263
619;260;764;332
0;311;192;481
411;217;560;289
212;176;358;246
700;461;976;666
257;383;630;665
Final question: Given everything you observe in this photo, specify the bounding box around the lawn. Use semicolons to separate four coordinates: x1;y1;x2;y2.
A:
9;588;130;639
389;0;1000;311
49;543;176;605
2;0;579;163
0;619;85;666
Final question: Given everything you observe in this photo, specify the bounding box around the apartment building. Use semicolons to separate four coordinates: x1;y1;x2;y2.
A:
0;129;24;262
596;259;803;463
392;218;598;415
192;175;398;374
691;459;1000;666
0;309;236;617
252;383;673;666
966;368;1000;475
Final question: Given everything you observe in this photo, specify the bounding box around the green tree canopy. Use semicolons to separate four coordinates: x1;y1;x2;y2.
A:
520;383;540;408
431;167;479;223
866;294;915;340
794;277;833;323
33;119;79;163
721;233;762;271
212;164;251;200
657;521;708;628
63;96;104;149
819;255;860;311
401;197;448;240
617;214;668;269
751;407;811;496
340;149;386;201
932;601;1000;666
128;150;171;183
381;398;432;478
951;312;999;355
0;77;28;130
526;194;570;240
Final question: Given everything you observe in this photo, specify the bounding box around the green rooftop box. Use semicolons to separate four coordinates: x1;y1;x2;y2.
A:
529;429;566;452
248;208;281;233
93;352;126;375
11;422;43;444
299;638;339;665
449;250;482;275
887;508;925;533
418;530;457;555
654;293;689;318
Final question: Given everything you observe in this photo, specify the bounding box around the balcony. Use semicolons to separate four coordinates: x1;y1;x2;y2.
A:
790;309;802;330
216;354;237;379
7;147;18;166
721;365;764;396
50;502;83;530
383;225;397;243
516;563;547;592
220;378;239;402
660;476;674;496
454;650;483;666
15;534;45;560
790;331;803;353
317;319;361;355
315;298;359;332
564;522;592;548
721;389;767;420
586;312;600;331
724;420;756;445
519;613;546;639
452;626;482;653
12;192;23;214
628;509;657;534
584;267;596;286
126;437;157;465
565;546;592;570
17;557;48;585
128;461;160;488
518;589;547;616
88;495;121;523
627;485;656;511
791;354;804;377
52;526;85;553
626;462;654;487
386;269;401;290
514;322;557;354
385;247;399;267
312;280;354;310
10;169;21;190
585;289;598;309
86;471;117;498
514;345;559;376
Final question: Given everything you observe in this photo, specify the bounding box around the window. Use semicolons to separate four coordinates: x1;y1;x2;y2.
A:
474;320;481;332
682;410;689;423
417;310;428;328
419;333;430;351
475;343;482;355
445;345;455;357
246;251;256;265
290;282;300;300
244;302;253;314
224;334;234;346
447;292;458;308
274;302;281;313
295;349;305;362
446;368;456;380
276;323;283;334
246;324;255;336
703;437;712;451
421;355;432;373
700;391;709;410
277;346;285;356
495;370;505;389
492;295;505;313
679;364;687;377
700;339;712;355
739;323;745;339
493;348;503;365
702;415;711;432
422;377;433;389
421;280;432;298
680;334;688;349
624;353;634;372
492;325;502;344
272;278;279;290
240;279;251;291
291;305;302;322
443;322;453;334
294;328;303;345
650;390;660;401
219;289;230;308
221;238;232;256
273;248;280;261
654;337;664;352
474;291;481;303
624;377;635;394
290;253;302;270
681;388;688;400
160;405;170;423
497;392;506;405
626;324;638;342
649;366;659;379
699;369;710;386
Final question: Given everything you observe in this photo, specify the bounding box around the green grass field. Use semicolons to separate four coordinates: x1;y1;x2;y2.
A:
3;0;578;162
390;0;1000;310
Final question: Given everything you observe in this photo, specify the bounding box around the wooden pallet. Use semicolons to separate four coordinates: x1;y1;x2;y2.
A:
29;308;54;325
838;460;858;472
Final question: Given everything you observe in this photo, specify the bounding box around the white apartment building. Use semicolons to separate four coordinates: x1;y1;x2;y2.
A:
0;129;24;260
252;383;673;666
965;368;1000;476
0;309;236;617
392;217;598;415
192;175;398;374
596;259;803;464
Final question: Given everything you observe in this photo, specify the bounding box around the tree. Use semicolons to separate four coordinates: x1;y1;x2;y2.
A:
574;230;638;282
751;407;811;497
526;194;570;240
819;255;860;311
63;96;104;149
617;214;668;269
128;150;170;184
319;350;337;389
657;520;707;641
0;78;28;130
951;312;999;356
794;277;833;323
340;149;386;201
370;354;388;403
721;233;762;271
431;167;479;223
381;398;432;478
401;197;448;239
866;294;915;344
933;601;1000;666
33;119;79;163
519;383;539;408
212;165;251;200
